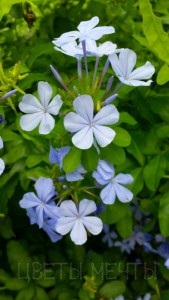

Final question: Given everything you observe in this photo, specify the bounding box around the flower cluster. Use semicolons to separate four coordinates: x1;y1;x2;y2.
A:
17;16;155;246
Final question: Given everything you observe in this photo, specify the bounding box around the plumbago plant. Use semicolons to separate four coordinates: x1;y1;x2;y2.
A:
17;16;155;246
2;11;169;300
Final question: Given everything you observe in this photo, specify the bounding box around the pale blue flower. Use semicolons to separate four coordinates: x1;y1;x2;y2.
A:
0;137;5;175
19;81;62;134
42;219;62;243
102;224;117;247
109;48;155;86
53;16;115;46
26;207;62;242
93;160;133;204
164;258;169;269
136;294;151;300
55;199;103;245
64;95;119;150
49;146;86;181
19;178;62;228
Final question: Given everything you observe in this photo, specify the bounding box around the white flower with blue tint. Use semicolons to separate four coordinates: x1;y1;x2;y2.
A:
55;199;103;245
0;137;5;175
49;146;86;181
137;294;151;300
19;81;62;134
93;160;133;204
53;16;115;47
109;48;155;86
86;40;117;57
19;178;62;228
64;95;119;150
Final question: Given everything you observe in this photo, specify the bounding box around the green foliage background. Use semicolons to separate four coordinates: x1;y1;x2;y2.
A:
1;0;169;299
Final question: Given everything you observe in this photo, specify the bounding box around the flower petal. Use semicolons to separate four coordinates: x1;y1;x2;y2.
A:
47;95;62;115
77;16;99;33
55;216;76;234
0;158;5;175
35;178;55;203
119;49;136;78
93;125;116;147
114;183;133;203
60;200;78;216
100;183;116;204
0;137;3;149
19;192;41;208
20;113;43;131
72;126;93;149
19;94;42;113
38;81;53;107
94;104;119;125
88;26;115;40
53;31;80;47
129;62;155;80
79;199;97;216
64;112;88;132
39;113;55;134
82;216;103;235
115;173;133;185
70;219;87;245
73;95;93;122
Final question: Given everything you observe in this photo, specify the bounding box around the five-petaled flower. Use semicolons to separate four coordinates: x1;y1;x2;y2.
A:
93;160;133;204
55;199;103;245
64;95;119;150
19;81;62;134
53;16;115;47
109;48;155;86
19;177;62;228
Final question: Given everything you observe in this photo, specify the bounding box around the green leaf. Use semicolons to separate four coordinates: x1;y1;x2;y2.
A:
99;281;126;298
101;143;126;166
7;240;32;277
35;286;49;300
139;0;169;63
130;168;144;195
150;96;169;123
16;286;35;300
143;155;166;191
62;147;82;172
81;147;99;171
156;124;169;138
5;278;27;291
0;0;23;20
26;154;47;168
113;127;131;147
127;133;145;166
119;112;137;126
116;214;132;238
159;191;169;237
157;63;169;85
101;202;130;224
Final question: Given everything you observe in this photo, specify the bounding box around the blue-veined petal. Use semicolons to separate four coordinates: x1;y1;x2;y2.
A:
70;219;87;245
19;94;42;113
0;158;5;175
114;173;133;185
20;112;43;131
47;95;62;115
38;81;53;107
114;183;133;203
93;104;119;125
93;125;116;147
60;200;78;216
72;126;93;149
100;183;116;204
64;112;88;132
56;216;76;234
129;62;155;80
79;199;97;216
19;192;41;208
82;216;103;235
39;113;55;134
73;95;93;121
35;178;55;202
